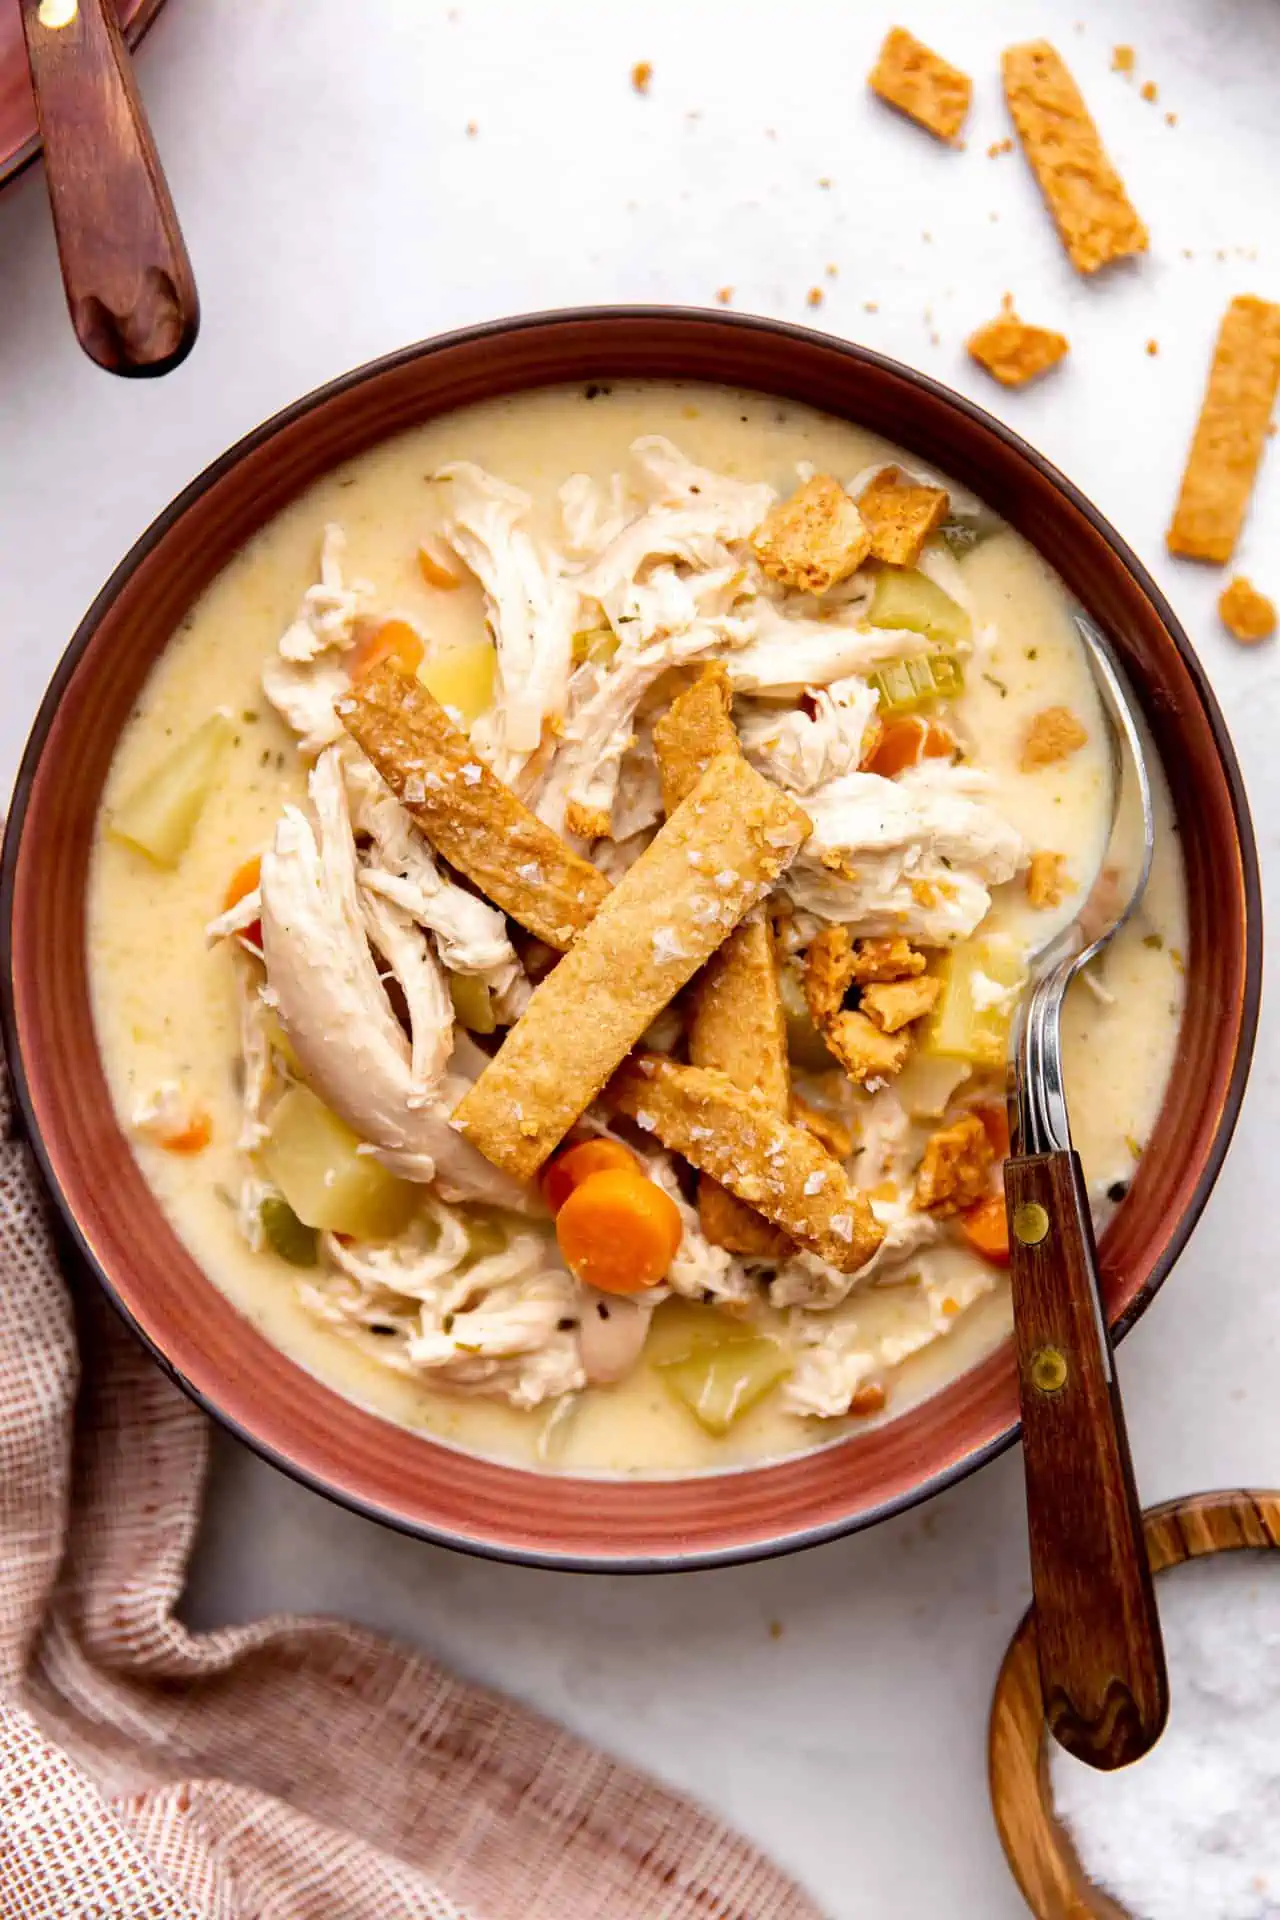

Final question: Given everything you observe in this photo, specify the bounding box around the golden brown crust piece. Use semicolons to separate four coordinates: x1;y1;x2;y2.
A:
967;307;1069;388
860;976;942;1033
653;664;738;814
914;1113;994;1216
1167;298;1280;564
453;753;811;1180
657;668;794;1255
822;1011;912;1086
802;925;858;1026
1020;705;1088;771
751;475;871;595
850;936;928;984
1026;850;1071;909
609;1056;883;1274
1002;40;1148;274
1219;576;1277;643
341;661;609;951
869;26;972;143
858;467;951;566
790;1094;855;1162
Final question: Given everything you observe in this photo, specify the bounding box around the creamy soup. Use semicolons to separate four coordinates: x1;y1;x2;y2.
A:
88;382;1186;1476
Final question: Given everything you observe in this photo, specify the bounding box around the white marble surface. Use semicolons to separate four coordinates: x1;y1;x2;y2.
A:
3;1;1279;1912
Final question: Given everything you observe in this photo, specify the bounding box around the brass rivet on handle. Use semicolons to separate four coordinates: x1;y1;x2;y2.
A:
1013;1201;1050;1246
1029;1345;1069;1395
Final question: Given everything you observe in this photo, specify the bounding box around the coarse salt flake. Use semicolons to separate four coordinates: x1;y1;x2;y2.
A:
635;1108;657;1132
460;762;484;786
803;1172;826;1195
652;926;687;965
830;1213;853;1241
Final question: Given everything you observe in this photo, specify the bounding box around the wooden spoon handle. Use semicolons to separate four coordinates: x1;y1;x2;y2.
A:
1004;1149;1168;1769
20;0;198;376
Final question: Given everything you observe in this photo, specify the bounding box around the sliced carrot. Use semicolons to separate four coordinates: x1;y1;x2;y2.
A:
850;1381;887;1417
958;1194;1010;1267
555;1167;683;1294
159;1112;213;1156
417;543;464;591
862;716;957;779
542;1137;640;1214
223;855;261;911
973;1101;1011;1161
348;618;425;681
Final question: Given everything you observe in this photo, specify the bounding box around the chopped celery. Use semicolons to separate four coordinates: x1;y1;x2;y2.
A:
571;628;620;667
867;651;965;716
937;517;982;559
657;1337;793;1436
110;712;234;867
778;964;835;1071
260;1195;318;1267
448;972;496;1034
260;1085;417;1238
869;567;972;649
418;639;496;725
920;938;1026;1068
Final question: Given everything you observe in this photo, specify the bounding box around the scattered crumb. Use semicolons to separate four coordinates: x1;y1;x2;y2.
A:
1112;44;1135;74
765;127;777;140
715;286;734;305
1021;705;1089;770
922;230;933;243
1003;40;1148;274
1141;80;1159;103
1219;577;1276;643
1146;339;1159;356
817;176;832;189
987;138;1013;157
465;121;478;137
807;287;824;308
768;1620;784;1641
868;26;972;144
989;211;1000;222
1183;248;1194;259
864;300;879;313
1165;110;1178;127
1027;850;1071;909
968;298;1069;388
825;263;839;278
630;60;652;95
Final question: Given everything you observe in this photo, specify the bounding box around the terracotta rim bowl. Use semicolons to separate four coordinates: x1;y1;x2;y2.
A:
0;308;1261;1570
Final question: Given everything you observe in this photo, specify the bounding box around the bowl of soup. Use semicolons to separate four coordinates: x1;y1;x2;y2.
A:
1;310;1259;1567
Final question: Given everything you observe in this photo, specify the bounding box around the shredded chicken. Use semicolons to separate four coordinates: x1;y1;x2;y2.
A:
738;677;880;793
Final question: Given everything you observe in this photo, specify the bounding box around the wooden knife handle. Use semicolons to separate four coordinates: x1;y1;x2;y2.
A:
1004;1149;1168;1769
20;0;198;376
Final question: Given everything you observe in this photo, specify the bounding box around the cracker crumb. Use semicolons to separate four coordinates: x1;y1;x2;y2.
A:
1140;80;1158;103
1111;45;1135;75
825;262;839;278
824;1009;911;1087
1219;577;1276;644
858;466;950;567
987;138;1013;157
868;26;972;144
807;287;824;308
860;976;941;1033
630;61;652;95
1146;339;1159;356
817;176;832;190
968;302;1069;388
1165;110;1178;127
1027;850;1071;909
864;300;879;314
751;474;870;594
914;1113;993;1216
1167;296;1280;564
1003;40;1148;274
716;286;734;305
1021;706;1089;770
851;936;928;985
465;121;478;137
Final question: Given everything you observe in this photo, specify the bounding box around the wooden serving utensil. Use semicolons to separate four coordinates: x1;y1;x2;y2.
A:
1005;611;1167;1772
19;0;197;376
990;1489;1280;1919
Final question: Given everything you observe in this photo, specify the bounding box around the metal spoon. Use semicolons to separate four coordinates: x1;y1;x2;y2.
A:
1004;608;1168;1772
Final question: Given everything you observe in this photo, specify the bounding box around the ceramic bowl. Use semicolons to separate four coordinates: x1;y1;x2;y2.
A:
990;1489;1280;1917
0;309;1261;1568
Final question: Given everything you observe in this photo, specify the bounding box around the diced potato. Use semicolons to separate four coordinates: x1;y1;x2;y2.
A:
869;568;972;649
260;1085;417;1238
418;639;496;725
867;650;965;716
657;1337;793;1435
921;938;1026;1068
448;972;496;1034
260;1195;318;1267
572;628;620;667
644;1298;746;1366
109;712;234;867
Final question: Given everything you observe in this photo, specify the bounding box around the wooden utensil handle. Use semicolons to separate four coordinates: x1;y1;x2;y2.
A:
1004;1149;1168;1770
20;0;198;376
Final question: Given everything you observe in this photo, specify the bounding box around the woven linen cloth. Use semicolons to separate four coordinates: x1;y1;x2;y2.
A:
0;1065;820;1920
